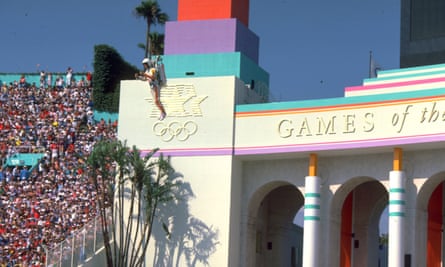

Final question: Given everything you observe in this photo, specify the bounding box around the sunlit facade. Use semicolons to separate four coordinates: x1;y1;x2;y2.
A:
117;0;445;266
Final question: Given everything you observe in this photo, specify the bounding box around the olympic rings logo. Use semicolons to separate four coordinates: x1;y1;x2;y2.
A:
153;120;198;142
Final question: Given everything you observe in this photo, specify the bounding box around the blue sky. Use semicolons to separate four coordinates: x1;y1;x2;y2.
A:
0;0;400;101
1;0;394;232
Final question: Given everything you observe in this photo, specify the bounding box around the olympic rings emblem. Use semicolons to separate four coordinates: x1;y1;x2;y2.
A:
153;120;198;142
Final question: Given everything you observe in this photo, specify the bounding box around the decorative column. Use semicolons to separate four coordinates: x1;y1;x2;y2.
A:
388;147;406;267
303;153;321;267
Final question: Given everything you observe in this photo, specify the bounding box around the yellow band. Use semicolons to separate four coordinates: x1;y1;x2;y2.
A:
393;147;403;171
309;153;318;176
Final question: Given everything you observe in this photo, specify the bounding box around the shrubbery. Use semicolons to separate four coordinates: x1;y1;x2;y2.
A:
93;44;139;113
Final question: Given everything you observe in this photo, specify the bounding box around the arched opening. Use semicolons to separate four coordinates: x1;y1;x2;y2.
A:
337;179;388;267
426;181;445;267
294;206;304;227
417;172;445;266
249;183;304;267
377;206;389;267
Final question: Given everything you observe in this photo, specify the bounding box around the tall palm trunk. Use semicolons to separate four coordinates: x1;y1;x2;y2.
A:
145;20;151;58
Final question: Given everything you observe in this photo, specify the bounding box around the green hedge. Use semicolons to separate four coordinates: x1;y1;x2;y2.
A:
92;44;139;113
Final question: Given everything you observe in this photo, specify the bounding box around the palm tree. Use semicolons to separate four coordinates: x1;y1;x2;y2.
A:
87;139;180;267
150;32;165;56
137;32;165;56
134;1;169;58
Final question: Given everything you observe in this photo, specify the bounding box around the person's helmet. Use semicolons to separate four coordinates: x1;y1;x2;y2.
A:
142;58;150;64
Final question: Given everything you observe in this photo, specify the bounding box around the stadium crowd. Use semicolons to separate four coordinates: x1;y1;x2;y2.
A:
0;73;117;266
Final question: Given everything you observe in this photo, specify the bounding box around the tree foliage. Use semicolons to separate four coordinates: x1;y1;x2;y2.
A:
134;0;168;58
379;233;388;246
138;32;165;56
92;44;139;113
87;139;181;267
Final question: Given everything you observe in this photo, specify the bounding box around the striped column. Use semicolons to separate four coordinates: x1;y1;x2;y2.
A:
303;153;321;267
388;148;406;267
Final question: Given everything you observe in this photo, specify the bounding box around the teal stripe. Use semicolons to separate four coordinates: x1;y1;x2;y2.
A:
305;193;320;198
389;200;405;205
304;216;320;221
236;88;445;113
371;62;445;76
379;62;445;74
364;69;445;83
389;212;405;217
304;204;320;209
390;188;405;193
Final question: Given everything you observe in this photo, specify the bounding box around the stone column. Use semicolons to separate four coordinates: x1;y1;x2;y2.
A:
388;147;406;267
303;153;321;267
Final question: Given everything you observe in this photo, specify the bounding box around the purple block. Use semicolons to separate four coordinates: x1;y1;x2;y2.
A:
165;18;259;63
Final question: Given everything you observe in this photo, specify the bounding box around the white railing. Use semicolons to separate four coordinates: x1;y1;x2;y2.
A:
45;210;112;267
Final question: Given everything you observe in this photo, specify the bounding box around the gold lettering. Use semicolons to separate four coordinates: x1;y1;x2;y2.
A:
277;111;381;139
297;118;312;137
363;112;374;132
316;116;336;135
278;119;293;138
420;107;428;123
343;114;356;133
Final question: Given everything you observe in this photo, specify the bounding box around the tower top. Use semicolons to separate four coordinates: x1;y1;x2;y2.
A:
177;0;249;26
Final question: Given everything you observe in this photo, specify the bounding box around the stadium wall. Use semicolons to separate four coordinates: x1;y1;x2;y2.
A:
0;73;88;87
118;62;445;266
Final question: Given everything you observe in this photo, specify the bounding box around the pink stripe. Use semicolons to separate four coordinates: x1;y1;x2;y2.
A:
345;76;445;92
138;133;445;157
141;147;233;157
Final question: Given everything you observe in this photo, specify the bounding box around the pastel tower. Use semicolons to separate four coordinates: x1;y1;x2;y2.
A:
119;1;269;266
163;0;269;102
178;0;249;26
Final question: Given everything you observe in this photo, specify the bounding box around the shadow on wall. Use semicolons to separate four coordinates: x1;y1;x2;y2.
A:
152;177;220;267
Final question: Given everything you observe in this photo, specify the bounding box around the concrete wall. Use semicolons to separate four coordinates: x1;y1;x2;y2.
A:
162;53;269;100
118;76;242;266
141;155;234;266
177;0;249;27
238;149;445;266
117;63;445;266
165;19;259;64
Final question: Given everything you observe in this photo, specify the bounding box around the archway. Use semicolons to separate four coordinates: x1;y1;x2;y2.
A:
416;172;445;266
335;179;388;267
377;205;389;267
248;183;304;267
426;182;444;267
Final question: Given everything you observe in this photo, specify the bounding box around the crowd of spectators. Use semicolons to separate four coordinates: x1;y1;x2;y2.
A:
0;73;117;266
